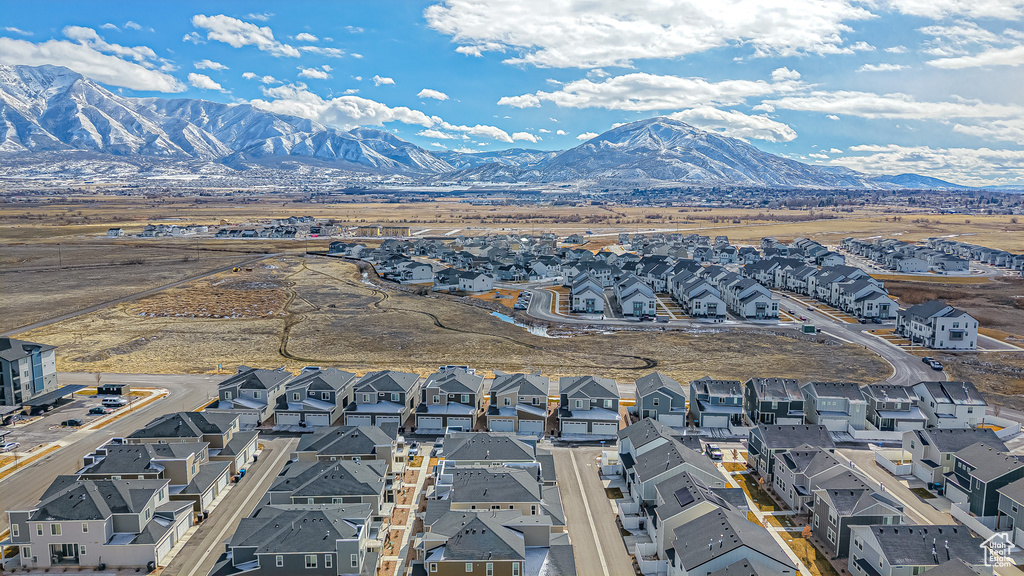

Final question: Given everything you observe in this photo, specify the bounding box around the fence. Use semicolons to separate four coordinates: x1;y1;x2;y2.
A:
874;449;913;476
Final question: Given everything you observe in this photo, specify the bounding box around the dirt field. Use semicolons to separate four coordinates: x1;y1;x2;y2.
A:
884;276;1024;336
14;257;889;384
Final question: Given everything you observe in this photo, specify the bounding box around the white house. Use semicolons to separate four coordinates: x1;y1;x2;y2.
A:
896;300;978;350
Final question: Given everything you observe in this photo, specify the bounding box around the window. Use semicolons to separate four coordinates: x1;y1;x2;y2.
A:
36;524;42;536
363;394;371;402
575;400;582;409
513;562;520;576
430;564;438;573
391;392;400;402
652;398;659;406
225;391;233;400
461;394;470;403
604;399;613;409
82;523;88;533
305;555;317;568
22;547;30;559
253;391;261;399
293;393;300;401
504;398;511;406
351;554;358;567
532;397;539;405
276;556;284;567
325;555;332;568
10;525;17;537
466;562;474;572
80;545;86;555
433;395;440;403
323;392;330;400
50;524;61;536
487;562;494;576
827;527;836;543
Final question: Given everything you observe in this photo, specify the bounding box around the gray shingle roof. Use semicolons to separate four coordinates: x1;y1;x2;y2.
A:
955;442;1024;482
284;368;356;393
450;467;541;504
128;411;238;440
295;425;394;456
218;366;292;391
230;505;371;553
353;370;419;394
0;337;55;362
423;369;484;395
559;375;618;399
490;373;549;397
708;560;773;576
672;508;794;572
803;382;866;402
692;377;743;397
756;425;836;450
636;372;685;398
862;525;984;566
442;432;536;463
269;459;386;499
913;428;1005;454
746;378;802;402
31;476;168;521
633;438;720;483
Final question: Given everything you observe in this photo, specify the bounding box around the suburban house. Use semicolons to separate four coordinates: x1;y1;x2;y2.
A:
747;424;836;484
624;437;725;509
292;425;398;473
635;372;688;427
77;439;231;513
486;372;549;434
344;370;420;428
666;508;797;576
416;368;485;432
0;337;59;407
433;268;462;292
914;380;988;428
615;274;658;317
847;525;990;576
207;366;291;428
811;473;903;559
106;227;124;237
274;367;356;428
458;271;495;293
896;300;978;350
944;443;1024;519
904;427;1006;485
996;477;1024;546
218;505;373;576
265;458;388;509
833;279;897;320
862;384;927;432
431;465;565;526
721;278;778;319
801;382;868;431
772;445;851;512
8;476;193;570
689;377;744;428
570;272;606;314
558;375;620;436
126;411;258;475
744;378;804;425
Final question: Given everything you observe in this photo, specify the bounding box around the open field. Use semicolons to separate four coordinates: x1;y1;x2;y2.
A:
884;276;1024;336
13;257;890;384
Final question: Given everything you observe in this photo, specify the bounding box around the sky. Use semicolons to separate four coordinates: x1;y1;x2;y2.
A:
2;1;1024;186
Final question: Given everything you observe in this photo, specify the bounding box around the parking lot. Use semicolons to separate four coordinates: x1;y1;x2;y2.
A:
2;393;138;450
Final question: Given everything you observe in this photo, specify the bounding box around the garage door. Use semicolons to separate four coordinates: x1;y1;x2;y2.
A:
176;517;190;538
490;418;515;432
562;421;588;434
376;416;401;425
519;419;544;434
217;472;228;491
702;415;729;428
202;490;214;508
418;416;443;430
346;414;373;426
156;538;172;562
592;422;619;436
306;413;331;427
448;417;472;431
277;413;301;426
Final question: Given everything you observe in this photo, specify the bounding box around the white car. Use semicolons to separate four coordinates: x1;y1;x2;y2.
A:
102;396;128;407
1;441;20;453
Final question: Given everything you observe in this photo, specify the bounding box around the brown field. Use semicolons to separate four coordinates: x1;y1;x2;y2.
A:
884;277;1024;336
946;353;1024;412
14;256;889;385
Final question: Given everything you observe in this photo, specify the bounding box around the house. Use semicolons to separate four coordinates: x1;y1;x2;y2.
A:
458;271;495;293
722;278;778;319
801;382;868;431
558;375;620;436
689;377;744;428
265;458;388;508
441;432;537;467
624;436;725;508
861;384;927;432
8;476;193;569
914;381;987;428
206;366;291;428
635;372;688;427
904;427;1006;485
106;227;124;237
486;373;549;434
274;368;356;428
432;465;565;525
666;508;797;576
126;411;258;475
744;378;803;426
944;443;1024;518
772;445;851;512
746;424;835;484
811;473;903;559
433;268;462;292
996;477;1024;546
615;274;657;317
896;300;978;350
0;337;59;407
292;425;398;475
847;525;990;576
416;368;485;432
344;370;420;428
77;440;230;513
218;504;373;576
570;272;605;313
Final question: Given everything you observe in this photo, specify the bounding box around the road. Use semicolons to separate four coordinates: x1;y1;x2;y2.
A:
162;437;296;576
550;447;634;576
0;372;221;533
2;254;277;337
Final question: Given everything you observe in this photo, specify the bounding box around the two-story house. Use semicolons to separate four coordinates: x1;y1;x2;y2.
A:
666;508;797;576
207;366;291;428
416;368;485;432
862;384;927;432
486;372;549;434
896;300;978;350
771;445;851;512
265;459;388;511
811;474;903;559
344;370;420;429
903;427;1006;485
292;425;398;478
996;477;1024;547
914;380;988;428
747;424;836;484
635;372;688;427
558;375;620;436
802;382;868;431
847;525;990;576
944;443;1024;519
274;368;356;428
744;378;804;426
127;411;258;475
689;377;744;428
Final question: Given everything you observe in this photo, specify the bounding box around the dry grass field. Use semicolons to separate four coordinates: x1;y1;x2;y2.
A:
15;256;889;384
884;276;1024;335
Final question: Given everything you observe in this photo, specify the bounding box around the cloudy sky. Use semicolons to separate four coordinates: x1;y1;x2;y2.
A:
3;1;1024;186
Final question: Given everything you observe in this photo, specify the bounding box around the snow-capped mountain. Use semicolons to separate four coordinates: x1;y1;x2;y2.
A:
0;64;967;189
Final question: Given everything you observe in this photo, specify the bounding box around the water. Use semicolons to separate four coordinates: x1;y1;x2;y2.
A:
490;311;558;338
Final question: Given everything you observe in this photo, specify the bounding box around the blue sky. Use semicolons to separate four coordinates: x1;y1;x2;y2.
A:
2;1;1024;185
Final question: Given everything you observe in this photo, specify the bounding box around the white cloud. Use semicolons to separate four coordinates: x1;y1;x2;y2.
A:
242;72;280;84
124;21;142;31
426;0;878;68
295;32;318;42
761;90;1022;120
538;128;551;133
4;27;33;36
809;153;830;159
770;67;801;82
251;84;437;128
953;118;1024;144
0;36;185;92
418;129;457;139
247;13;273;22
298;67;330;79
828;148;843;153
827;114;840;120
826;143;1024;186
100;23;118;31
918;22;1001;44
298;46;345;57
884;45;908;53
62;26;158;63
512;132;539;143
577;132;599;140
191;14;299;57
346;26;364;33
188;72;224;91
194;59;228;70
667;107;797;142
372;75;395;86
440;122;513;142
556;129;567;135
497;72;798;111
884;0;1024;20
858;63;908;71
926;44;1024;68
182;32;203;44
418;88;449;100
430;142;447;149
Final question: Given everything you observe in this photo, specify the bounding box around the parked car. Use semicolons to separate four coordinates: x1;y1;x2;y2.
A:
921;356;934;364
1;441;20;452
88;406;113;415
788;309;796;314
102;396;128;407
859;318;869;324
705;444;723;460
639;314;656;322
871;317;883;324
928;360;944;371
798;316;807;322
806;306;814;311
61;418;84;427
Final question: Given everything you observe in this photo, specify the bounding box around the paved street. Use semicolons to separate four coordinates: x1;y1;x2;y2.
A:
550;446;633;576
0;372;221;533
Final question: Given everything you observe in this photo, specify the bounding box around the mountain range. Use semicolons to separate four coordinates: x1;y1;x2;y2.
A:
0;64;966;190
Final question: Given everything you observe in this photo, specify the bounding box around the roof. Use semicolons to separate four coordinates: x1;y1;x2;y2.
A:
653;471;734;521
21;384;85;407
353;370;419;394
955;442;1024;482
183;461;231;495
129;411;238;440
220;430;258;456
671;508;794;572
218;366;292;391
858;525;984;566
425;514;526;562
559;375;618;399
230;505;371;554
921;559;984;576
295;425;395;456
269;459;386;498
80;443;207;476
422;369;484;395
30;476;168;521
617;417;678;449
633;438;720;483
636;372;686;398
747;378;802;402
903;300;954;321
754;425;836;451
490;373;549;397
803;381;866;402
0;337;55;362
708;560;774;576
862;384;915;402
450;467;541;504
913;428;1006;454
692;377;743;397
442;432;536;462
916;381;986;406
284;368;356;393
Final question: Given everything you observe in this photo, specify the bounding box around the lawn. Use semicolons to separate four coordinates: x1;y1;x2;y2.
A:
724;462;747;473
780;532;842;576
909;487;937;500
605;486;624;499
734;472;777;511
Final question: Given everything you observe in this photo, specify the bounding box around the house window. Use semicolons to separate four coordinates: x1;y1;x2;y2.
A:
253;391;261;399
351;554;358;567
325;555;332;569
466;562;474;572
21;547;30;559
35;524;42;536
322;392;330;400
225;391;233;400
504;398;511;406
461;394;470;403
575;400;583;409
80;545;86;555
433;395;440;403
392;393;400;402
827;527;836;543
276;556;284;567
430;564;438;573
513;562;520;576
305;554;317;568
293;393;300;401
652;398;659;406
487;562;494;576
50;524;61;536
532;397;539;405
10;525;17;537
605;399;613;409
82;523;88;533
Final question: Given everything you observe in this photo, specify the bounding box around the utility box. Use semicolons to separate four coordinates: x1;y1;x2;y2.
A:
97;383;130;396
802;324;816;334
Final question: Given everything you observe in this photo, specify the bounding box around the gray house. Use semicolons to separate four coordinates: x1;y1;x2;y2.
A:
635;372;688;427
689;377;744;428
666;508;797;576
811;473;903;559
265;459;388;508
207;366;292;428
996;477;1024;546
486;372;549;434
847;525;990;576
903;427;1006;485
416;368;485;432
862;384;927;432
945;442;1024;518
558;375;620;436
344;370;420;429
801;381;868;431
744;378;803;425
771;445;850;512
0;337;59;407
275;368;356;428
747;424;836;484
914;380;987;429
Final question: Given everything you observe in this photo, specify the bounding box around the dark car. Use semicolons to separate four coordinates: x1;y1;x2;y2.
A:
871;317;883;324
921;356;934;364
806;306;814;311
928;360;944;371
88;406;113;415
639;314;656;322
61;418;84;427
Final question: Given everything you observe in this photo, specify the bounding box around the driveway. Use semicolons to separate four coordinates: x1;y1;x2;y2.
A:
550;446;634;576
